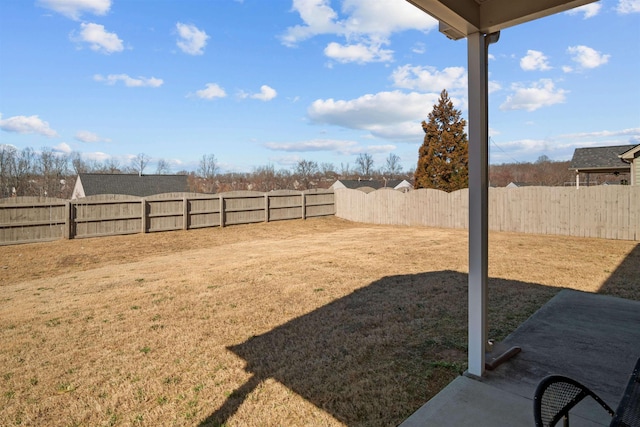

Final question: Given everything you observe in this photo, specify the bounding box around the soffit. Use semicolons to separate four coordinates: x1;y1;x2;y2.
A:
406;0;599;38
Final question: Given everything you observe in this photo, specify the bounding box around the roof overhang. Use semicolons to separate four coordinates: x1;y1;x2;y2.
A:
569;166;631;174
406;0;599;39
619;144;640;162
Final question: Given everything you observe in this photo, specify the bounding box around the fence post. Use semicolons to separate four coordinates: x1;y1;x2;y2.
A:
183;197;189;230
65;201;73;239
302;192;306;220
141;199;148;233
265;193;270;223
219;195;225;228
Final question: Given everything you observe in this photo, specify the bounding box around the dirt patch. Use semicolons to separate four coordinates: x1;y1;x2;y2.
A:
1;217;638;426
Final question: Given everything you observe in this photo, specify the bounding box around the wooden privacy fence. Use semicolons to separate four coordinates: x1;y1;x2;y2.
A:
335;186;640;241
0;190;335;245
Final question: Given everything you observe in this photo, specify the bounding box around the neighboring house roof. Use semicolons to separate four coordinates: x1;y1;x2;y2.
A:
619;144;640;161
73;173;190;198
506;182;534;188
331;179;412;191
569;145;634;174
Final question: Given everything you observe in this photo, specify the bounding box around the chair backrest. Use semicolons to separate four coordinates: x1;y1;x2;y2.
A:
534;375;614;427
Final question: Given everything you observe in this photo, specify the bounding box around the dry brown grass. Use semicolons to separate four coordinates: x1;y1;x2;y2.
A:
1;216;638;426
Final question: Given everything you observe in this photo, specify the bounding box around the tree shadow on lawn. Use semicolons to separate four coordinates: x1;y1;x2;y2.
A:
199;270;558;427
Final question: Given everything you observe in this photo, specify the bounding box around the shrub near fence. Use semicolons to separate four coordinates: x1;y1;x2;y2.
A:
335;186;640;241
0;190;335;245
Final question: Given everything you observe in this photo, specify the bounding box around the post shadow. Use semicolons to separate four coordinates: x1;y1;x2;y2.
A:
199;270;558;427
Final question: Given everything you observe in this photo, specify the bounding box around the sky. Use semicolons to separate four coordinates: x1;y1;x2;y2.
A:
0;0;639;174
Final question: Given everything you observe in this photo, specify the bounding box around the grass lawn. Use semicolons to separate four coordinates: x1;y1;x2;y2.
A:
1;216;638;426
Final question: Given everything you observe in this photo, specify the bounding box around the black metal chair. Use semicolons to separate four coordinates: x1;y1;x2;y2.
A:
534;357;640;427
533;375;614;426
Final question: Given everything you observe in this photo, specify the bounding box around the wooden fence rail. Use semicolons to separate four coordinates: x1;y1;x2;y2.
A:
335;186;640;241
0;190;335;245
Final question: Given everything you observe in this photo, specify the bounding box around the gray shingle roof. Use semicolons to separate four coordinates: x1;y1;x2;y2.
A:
78;174;189;197
569;145;635;172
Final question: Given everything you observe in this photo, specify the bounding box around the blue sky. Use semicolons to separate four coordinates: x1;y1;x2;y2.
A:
1;0;639;174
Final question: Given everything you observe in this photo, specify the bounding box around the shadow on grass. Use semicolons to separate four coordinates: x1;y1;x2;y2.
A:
598;243;640;300
199;270;558;427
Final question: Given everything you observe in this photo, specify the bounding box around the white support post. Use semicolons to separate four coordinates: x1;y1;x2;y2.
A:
467;31;490;378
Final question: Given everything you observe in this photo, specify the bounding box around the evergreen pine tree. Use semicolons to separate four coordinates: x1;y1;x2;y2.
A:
414;89;469;192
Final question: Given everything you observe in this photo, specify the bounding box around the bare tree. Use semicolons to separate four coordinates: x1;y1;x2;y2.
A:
197;154;218;192
355;153;374;176
132;153;150;176
320;162;336;176
294;159;319;190
15;147;37;196
0;145;17;197
384;153;402;177
38;147;69;197
103;158;121;174
340;162;351;178
70;152;90;174
155;159;172;174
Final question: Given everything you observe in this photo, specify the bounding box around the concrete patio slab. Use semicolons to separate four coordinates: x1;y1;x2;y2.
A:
401;290;640;426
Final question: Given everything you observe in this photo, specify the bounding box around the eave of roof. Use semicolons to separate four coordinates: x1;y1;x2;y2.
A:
619;144;640;160
405;0;598;38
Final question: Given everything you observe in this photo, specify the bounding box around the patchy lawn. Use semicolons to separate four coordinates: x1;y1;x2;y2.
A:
1;216;638;426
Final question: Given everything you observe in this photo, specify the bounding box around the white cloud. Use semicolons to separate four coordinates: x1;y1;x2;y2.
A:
324;41;393;64
94;74;163;87
362;144;397;154
617;0;640;14
340;0;437;37
240;85;277;101
488;80;502;94
559;128;640;139
75;130;110;143
264;139;359;154
520;50;551;71
280;0;342;47
567;45;610;69
281;0;436;63
0;114;59;137
193;83;227;100
500;79;567;112
37;0;111;20
72;22;123;54
308;90;443;140
83;151;112;162
176;23;209;55
391;65;467;92
53;142;73;154
565;3;601;18
412;42;426;54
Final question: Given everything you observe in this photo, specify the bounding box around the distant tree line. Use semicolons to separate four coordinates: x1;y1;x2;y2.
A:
3;143;620;199
0;145;412;198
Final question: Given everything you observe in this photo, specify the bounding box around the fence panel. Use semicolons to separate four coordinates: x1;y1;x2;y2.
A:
73;195;143;238
220;191;266;226
335;186;639;241
268;190;303;222
304;189;337;218
1;190;334;245
188;195;221;229
0;197;67;245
